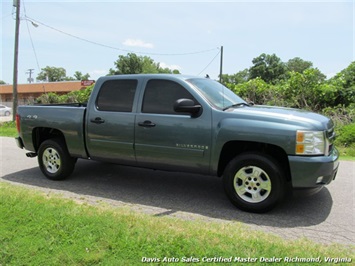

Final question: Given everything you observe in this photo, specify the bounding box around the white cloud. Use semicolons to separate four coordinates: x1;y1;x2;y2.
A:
89;70;107;80
123;39;154;49
159;62;182;71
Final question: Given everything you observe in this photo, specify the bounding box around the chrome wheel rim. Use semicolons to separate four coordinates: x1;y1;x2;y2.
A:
42;147;61;174
233;166;272;203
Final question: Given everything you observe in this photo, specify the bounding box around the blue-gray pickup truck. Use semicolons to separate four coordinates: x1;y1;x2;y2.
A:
15;74;339;212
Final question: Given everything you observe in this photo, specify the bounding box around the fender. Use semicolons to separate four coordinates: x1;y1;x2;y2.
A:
211;116;299;175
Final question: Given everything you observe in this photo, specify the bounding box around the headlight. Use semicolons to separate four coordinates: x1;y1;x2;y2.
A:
296;130;325;155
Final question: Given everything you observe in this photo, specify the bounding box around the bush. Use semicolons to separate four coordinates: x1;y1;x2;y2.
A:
336;123;355;146
322;104;355;126
35;85;94;104
229;78;277;105
36;92;61;104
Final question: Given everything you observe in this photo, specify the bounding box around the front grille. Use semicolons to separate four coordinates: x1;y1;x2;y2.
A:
326;126;336;155
326;127;336;140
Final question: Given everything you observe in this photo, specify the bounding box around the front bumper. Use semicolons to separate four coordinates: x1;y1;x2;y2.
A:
288;148;339;188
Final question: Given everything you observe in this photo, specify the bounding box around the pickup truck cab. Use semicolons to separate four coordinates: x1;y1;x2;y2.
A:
16;74;339;212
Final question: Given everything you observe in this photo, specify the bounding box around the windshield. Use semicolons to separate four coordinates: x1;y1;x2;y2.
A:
187;78;246;110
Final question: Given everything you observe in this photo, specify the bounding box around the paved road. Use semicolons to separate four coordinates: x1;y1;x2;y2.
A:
1;137;354;245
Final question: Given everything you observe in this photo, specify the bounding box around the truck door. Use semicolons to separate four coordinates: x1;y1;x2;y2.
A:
135;79;212;174
86;78;138;165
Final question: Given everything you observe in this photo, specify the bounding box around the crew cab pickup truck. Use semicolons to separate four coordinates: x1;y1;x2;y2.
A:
15;74;339;212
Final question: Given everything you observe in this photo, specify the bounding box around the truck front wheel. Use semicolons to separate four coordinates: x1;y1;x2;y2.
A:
223;152;285;213
38;139;76;180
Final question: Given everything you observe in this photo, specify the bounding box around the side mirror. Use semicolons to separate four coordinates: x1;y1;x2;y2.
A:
174;99;202;117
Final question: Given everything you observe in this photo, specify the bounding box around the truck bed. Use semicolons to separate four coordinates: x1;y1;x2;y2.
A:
17;104;88;158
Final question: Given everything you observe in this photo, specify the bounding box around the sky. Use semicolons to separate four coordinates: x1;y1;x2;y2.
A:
1;0;354;84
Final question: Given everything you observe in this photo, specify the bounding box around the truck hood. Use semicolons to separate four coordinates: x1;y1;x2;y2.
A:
229;105;333;130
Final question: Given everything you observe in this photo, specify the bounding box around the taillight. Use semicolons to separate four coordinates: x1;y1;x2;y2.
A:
16;113;21;133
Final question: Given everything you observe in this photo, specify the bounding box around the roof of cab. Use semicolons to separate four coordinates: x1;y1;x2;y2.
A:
96;74;200;82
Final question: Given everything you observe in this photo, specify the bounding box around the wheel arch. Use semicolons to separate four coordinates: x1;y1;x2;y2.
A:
32;127;67;152
217;141;291;182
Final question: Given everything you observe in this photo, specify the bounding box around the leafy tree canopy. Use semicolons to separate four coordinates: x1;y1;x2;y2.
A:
37;66;67;82
73;71;90;81
109;53;180;75
331;61;355;88
286;57;313;73
221;68;249;85
36;66;90;82
223;54;326;87
249;53;286;84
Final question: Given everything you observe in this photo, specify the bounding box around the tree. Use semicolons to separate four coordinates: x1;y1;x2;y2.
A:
329;61;355;106
331;61;355;88
0;80;6;84
286;57;313;73
110;53;180;75
112;53;143;74
283;68;328;110
249;53;286;84
222;69;249;85
73;71;90;81
37;66;67;82
231;77;274;105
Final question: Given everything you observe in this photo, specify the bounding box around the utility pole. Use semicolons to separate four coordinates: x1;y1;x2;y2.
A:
219;46;223;83
12;0;20;121
26;69;34;83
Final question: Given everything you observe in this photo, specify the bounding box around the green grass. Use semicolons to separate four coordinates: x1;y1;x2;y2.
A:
337;145;355;160
0;182;353;265
0;121;17;137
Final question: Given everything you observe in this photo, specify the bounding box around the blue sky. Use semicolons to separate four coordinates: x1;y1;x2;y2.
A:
1;0;354;84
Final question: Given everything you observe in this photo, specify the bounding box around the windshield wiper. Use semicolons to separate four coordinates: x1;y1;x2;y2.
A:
223;102;250;111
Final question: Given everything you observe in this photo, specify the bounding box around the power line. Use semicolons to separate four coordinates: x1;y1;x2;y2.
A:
25;15;218;57
197;50;221;76
23;1;41;73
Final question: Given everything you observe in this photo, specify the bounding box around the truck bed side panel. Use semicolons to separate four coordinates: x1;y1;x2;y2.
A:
18;105;87;158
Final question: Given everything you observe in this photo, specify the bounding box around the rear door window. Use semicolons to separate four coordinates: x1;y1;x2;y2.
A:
96;79;137;112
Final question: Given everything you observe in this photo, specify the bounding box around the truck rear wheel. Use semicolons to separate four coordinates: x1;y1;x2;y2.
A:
38;139;76;180
223;152;285;213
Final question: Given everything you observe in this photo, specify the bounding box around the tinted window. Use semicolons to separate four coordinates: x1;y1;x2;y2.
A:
142;79;196;115
96;79;137;112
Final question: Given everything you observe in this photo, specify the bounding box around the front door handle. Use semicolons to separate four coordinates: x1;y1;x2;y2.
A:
90;117;105;124
138;120;156;128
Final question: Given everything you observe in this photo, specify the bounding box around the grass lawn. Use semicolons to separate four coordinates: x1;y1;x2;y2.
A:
0;182;353;265
0;121;17;137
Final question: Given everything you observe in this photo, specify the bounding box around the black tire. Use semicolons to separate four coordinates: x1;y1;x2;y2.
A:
223;152;285;213
38;139;76;180
4;111;10;116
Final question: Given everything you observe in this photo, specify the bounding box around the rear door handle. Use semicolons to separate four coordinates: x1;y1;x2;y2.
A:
90;117;105;124
138;120;156;128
